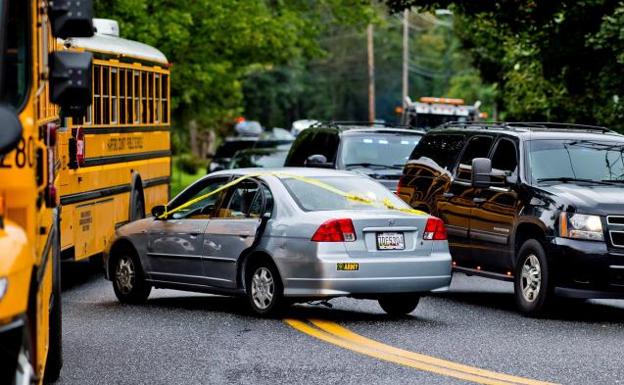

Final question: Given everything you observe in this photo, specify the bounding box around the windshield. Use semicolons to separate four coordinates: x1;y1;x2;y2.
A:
528;139;624;183
340;134;421;169
229;151;287;169
282;176;411;212
1;0;28;109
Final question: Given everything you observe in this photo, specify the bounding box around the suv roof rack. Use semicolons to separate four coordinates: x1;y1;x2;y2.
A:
440;121;615;134
312;121;413;130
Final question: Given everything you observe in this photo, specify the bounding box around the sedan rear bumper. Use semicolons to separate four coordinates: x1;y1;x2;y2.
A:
279;251;452;298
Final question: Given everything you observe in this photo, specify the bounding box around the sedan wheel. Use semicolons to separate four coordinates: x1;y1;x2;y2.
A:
112;251;151;304
246;259;284;316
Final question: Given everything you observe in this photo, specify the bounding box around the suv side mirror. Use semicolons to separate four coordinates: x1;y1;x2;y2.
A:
49;0;94;39
151;205;166;219
0;105;23;155
305;154;331;168
49;51;93;117
471;158;492;188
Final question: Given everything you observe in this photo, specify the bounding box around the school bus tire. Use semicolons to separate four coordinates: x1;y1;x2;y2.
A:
44;220;62;383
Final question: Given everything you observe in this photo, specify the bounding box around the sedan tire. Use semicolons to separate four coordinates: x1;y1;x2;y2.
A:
112;250;151;304
246;258;284;316
378;295;420;316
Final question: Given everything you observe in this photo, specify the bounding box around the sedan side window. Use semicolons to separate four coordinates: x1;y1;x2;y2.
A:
216;180;265;219
168;178;228;219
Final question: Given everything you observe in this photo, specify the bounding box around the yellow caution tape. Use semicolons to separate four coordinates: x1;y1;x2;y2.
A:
160;171;426;219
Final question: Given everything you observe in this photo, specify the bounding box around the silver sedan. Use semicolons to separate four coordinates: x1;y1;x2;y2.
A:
104;168;452;316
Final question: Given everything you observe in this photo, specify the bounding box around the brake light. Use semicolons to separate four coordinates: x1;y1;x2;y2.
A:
45;123;59;208
75;127;85;167
46;122;58;146
423;217;447;240
311;218;356;242
397;175;406;191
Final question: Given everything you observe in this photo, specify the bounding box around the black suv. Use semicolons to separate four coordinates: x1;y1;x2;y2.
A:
284;122;424;190
397;122;624;315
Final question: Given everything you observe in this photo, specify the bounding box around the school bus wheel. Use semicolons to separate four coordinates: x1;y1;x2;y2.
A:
111;246;151;304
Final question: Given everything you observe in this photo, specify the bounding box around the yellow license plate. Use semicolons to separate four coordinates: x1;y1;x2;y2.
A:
337;263;359;271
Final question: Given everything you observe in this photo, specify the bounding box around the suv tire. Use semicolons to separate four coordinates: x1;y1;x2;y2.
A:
514;239;552;317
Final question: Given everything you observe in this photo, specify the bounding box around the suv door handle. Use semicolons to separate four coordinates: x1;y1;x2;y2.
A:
442;192;454;198
473;197;487;204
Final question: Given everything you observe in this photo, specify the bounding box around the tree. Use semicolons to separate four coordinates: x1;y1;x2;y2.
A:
385;0;624;130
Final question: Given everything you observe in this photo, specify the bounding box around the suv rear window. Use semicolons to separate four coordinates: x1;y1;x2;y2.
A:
281;176;410;212
409;134;466;170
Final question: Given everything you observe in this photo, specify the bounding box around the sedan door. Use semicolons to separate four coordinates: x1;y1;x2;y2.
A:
146;177;229;285
202;180;270;288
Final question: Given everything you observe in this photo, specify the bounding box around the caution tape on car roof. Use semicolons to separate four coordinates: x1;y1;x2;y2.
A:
158;172;425;219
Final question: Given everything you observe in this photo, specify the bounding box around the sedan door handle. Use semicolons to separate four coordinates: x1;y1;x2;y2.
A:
442;192;454;198
189;231;201;237
473;197;487;204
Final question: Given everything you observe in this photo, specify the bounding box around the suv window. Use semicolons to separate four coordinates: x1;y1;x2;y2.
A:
457;135;494;180
285;129;339;167
491;138;518;175
409;134;465;170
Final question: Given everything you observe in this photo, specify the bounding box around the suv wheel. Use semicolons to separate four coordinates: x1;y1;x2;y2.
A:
514;239;552;316
112;250;151;304
378;295;420;316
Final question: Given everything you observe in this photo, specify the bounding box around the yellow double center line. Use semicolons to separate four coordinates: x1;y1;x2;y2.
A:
285;319;558;385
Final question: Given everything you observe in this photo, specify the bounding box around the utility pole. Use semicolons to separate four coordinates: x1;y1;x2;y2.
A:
367;23;375;123
402;9;409;104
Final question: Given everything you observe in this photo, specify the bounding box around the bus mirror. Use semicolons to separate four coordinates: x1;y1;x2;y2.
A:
0;105;23;156
49;51;93;117
49;0;94;38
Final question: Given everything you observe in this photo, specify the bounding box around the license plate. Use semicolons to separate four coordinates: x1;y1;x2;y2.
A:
376;232;405;250
337;263;359;271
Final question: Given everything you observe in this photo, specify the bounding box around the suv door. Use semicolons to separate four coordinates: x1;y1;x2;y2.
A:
146;176;228;285
202;179;272;288
437;135;494;266
470;137;520;272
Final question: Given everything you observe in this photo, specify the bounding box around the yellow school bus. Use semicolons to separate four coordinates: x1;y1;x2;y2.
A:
57;19;171;263
0;1;93;384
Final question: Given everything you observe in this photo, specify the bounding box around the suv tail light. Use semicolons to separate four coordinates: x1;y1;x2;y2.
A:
312;218;356;242
423;217;447;240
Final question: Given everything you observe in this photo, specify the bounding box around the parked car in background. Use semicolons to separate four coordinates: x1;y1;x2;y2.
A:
228;148;289;169
284;122;424;191
397;122;624;316
208;129;294;172
105;168;452;316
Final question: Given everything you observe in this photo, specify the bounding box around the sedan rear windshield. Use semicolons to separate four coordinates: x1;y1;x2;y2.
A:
281;176;412;212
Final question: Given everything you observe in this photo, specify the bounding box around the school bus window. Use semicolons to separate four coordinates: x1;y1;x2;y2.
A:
103;66;110;124
141;71;148;123
155;74;161;123
162;74;169;123
133;71;140;123
111;68;118;123
93;65;100;124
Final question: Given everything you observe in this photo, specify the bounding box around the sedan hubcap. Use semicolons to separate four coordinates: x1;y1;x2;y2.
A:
251;267;274;310
521;254;541;303
115;256;135;295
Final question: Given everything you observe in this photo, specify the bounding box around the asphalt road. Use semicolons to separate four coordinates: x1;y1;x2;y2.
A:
57;262;624;385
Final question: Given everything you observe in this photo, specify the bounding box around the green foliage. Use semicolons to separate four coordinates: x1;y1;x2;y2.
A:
94;0;375;129
176;153;204;175
385;0;624;130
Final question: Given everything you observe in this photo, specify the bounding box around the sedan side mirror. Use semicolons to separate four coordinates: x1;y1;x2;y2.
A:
49;0;94;39
151;205;166;219
49;51;93;118
0;105;23;156
305;154;332;168
471;158;492;188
